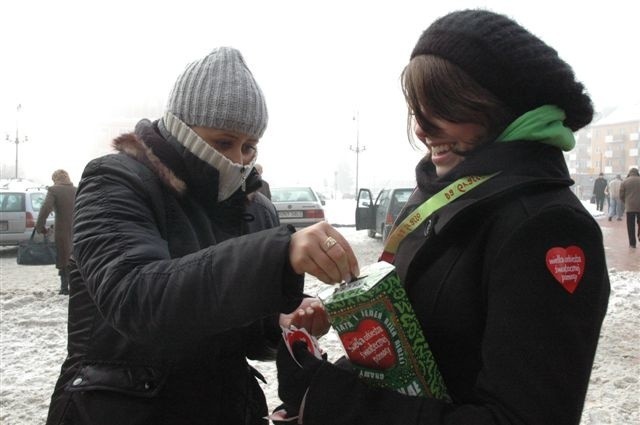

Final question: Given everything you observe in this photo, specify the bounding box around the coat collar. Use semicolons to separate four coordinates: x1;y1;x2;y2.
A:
111;120;268;235
407;141;573;235
112;130;187;196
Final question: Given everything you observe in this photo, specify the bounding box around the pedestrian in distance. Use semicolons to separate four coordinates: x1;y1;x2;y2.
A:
35;169;76;295
593;172;608;212
606;174;624;221
44;47;359;425
620;167;640;248
275;9;610;425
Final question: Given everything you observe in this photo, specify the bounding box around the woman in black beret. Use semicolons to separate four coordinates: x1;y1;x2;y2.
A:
276;9;610;425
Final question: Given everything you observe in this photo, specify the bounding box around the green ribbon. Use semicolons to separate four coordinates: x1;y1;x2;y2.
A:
496;105;575;151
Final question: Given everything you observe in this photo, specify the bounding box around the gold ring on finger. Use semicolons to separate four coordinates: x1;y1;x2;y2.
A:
323;236;338;252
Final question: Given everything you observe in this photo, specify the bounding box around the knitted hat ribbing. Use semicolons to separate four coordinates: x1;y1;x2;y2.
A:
166;47;268;139
411;10;593;131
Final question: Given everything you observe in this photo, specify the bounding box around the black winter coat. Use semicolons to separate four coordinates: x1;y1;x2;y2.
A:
45;120;303;425
301;142;610;425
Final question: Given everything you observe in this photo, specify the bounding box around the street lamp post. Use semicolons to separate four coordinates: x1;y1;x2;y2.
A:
349;111;366;198
6;104;27;179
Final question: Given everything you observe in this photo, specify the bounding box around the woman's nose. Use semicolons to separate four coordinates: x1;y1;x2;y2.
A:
414;121;427;141
223;149;243;165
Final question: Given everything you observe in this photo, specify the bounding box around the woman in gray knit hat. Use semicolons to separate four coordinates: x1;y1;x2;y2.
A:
44;47;359;425
276;10;609;425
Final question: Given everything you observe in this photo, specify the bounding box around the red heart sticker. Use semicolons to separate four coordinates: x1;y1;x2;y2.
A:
340;318;397;370
285;329;314;353
545;246;586;294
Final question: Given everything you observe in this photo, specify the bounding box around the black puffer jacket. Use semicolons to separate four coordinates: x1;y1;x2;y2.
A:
301;142;610;425
45;120;303;425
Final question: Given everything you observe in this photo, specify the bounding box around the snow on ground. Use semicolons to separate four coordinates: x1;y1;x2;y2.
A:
0;199;637;424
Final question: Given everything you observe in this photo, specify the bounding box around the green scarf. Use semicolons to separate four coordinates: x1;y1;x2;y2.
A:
496;105;575;151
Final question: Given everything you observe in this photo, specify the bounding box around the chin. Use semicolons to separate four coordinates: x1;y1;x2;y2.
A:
434;164;456;177
434;157;465;177
435;168;450;177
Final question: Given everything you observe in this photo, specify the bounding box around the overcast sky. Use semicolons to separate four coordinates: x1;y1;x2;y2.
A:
1;0;638;193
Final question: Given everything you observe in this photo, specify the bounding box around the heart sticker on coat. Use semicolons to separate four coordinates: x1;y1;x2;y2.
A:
545;246;586;294
340;318;396;370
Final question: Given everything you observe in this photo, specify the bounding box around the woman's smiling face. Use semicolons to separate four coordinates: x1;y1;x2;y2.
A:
413;117;486;177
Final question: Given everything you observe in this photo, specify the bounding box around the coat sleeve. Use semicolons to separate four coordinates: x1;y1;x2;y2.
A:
35;188;55;232
301;206;610;425
245;191;302;360
73;155;303;343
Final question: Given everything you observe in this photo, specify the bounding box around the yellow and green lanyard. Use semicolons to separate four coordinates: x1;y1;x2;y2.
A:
380;173;499;263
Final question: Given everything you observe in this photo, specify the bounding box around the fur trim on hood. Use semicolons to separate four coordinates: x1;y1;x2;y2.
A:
112;133;187;195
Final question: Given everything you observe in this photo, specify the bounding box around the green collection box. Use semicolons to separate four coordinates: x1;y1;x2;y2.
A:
319;261;449;400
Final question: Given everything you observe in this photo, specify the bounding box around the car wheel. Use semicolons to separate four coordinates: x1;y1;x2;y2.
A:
367;229;376;238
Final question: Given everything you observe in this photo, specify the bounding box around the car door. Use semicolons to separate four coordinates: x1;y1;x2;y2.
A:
355;188;375;230
375;189;391;234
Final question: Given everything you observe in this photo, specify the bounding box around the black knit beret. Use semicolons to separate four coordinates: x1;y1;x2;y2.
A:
411;9;593;131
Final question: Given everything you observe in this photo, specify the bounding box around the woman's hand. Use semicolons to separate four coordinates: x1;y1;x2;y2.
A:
289;222;360;284
279;298;331;337
276;339;325;420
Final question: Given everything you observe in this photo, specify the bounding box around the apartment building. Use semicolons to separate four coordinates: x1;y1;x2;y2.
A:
565;103;640;198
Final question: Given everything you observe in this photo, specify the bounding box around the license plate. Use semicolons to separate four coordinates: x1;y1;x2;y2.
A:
278;211;303;218
0;221;7;231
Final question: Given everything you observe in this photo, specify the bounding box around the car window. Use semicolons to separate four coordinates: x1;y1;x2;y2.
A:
30;193;45;212
271;188;317;203
392;189;412;204
388;189;412;216
271;190;283;202
0;193;26;212
294;189;315;202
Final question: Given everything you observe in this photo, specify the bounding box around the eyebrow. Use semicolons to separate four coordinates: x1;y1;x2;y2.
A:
213;132;258;143
215;132;241;138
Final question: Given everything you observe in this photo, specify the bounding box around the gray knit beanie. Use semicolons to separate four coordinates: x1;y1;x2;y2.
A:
166;47;268;139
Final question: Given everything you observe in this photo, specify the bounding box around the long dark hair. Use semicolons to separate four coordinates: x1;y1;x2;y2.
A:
401;55;516;152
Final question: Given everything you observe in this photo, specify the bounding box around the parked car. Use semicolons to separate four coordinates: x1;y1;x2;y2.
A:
270;186;326;228
0;188;54;246
356;187;413;242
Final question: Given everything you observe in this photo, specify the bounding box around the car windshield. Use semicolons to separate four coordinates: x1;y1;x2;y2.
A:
271;188;317;203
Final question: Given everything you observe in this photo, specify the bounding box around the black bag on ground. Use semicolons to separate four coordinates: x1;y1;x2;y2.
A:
17;229;57;265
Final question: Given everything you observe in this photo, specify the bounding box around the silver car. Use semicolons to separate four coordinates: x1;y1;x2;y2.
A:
271;186;326;229
0;188;54;246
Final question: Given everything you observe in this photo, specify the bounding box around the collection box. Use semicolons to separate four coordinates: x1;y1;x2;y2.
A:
319;261;449;399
